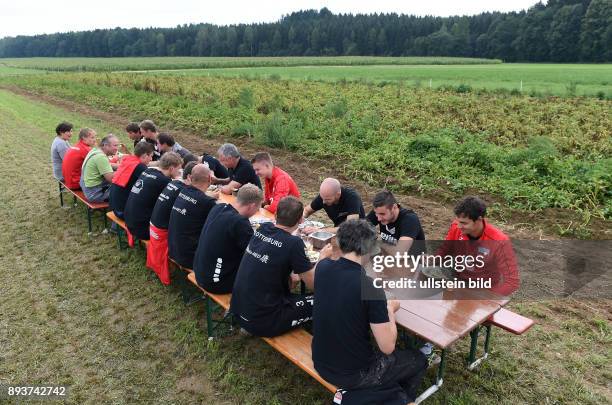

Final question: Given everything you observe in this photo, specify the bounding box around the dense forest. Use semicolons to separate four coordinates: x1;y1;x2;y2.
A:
0;0;609;62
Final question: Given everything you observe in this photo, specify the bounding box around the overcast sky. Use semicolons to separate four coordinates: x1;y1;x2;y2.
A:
1;0;540;39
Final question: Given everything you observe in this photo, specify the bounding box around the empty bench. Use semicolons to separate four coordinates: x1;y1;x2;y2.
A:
468;307;535;370
58;181;108;233
186;272;336;394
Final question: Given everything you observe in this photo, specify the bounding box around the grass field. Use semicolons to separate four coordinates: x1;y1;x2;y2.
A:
0;87;610;404
1;71;609;239
140;63;612;98
0;56;502;72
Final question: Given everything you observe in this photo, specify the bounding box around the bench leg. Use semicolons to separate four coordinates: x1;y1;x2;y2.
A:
467;325;491;370
206;295;214;338
415;349;446;404
73;194;77;207
59;182;64;207
103;210;108;229
86;207;93;234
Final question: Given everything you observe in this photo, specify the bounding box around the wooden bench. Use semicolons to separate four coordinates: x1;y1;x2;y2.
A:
468;308;534;370
186;272;336;393
105;211;151;250
485;308;535;335
58;181;108;233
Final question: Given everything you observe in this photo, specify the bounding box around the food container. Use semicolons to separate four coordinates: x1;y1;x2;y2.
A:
309;231;335;249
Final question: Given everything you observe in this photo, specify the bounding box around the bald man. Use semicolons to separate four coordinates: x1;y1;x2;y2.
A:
168;164;219;270
302;178;365;234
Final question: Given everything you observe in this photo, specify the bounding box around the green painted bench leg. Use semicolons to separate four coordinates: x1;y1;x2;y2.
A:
206;295;214;339
415;348;446;404
86;207;93;234
58;182;64;207
468;325;490;370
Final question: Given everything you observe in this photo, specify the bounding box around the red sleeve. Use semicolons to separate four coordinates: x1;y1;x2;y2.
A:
435;222;459;257
268;176;292;214
490;240;520;296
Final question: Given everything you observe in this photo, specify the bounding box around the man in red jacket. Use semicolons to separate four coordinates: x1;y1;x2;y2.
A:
437;196;519;297
61;128;97;189
251;152;300;214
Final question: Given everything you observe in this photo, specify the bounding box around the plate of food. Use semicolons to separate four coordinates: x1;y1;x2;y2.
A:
305;249;320;263
299;220;325;230
250;218;275;230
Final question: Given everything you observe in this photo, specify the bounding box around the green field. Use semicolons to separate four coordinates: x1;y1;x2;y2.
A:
146;63;612;98
0;56;502;72
1;87;610;405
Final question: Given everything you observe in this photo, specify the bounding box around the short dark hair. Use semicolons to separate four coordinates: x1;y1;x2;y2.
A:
337;219;377;256
139;119;157;133
275;196;303;227
100;134;117;147
126;122;140;133
183;161;197;179
182;153;199;168
157;132;175;146
372;190;397;209
55;122;73;135
159;151;183;170
134;141;154;157
454;196;487;221
251;152;272;165
78;128;94;140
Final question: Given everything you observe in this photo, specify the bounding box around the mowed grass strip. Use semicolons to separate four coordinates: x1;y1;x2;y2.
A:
0;89;609;404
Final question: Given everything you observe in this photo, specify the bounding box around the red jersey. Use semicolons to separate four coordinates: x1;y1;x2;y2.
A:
61;140;91;189
264;166;300;214
439;219;520;296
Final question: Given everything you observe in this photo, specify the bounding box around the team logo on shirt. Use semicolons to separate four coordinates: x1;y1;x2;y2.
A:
333;390;346;404
131;179;144;194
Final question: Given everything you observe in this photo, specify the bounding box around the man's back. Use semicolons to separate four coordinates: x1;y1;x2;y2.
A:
124;168;171;240
62;140;91;189
167;185;216;269
193;203;253;293
150;180;185;230
231;223;310;321
312;258;389;388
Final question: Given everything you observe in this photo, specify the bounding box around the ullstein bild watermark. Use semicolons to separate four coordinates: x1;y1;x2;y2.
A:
360;240;612;301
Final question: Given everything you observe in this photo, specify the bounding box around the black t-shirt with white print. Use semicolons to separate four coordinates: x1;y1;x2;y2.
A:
150;179;185;229
124;168;172;240
137;137;161;161
230;223;313;328
366;207;426;245
312;257;389;388
167;185;217;269
229;156;262;189
193;203;253;293
310;186;366;226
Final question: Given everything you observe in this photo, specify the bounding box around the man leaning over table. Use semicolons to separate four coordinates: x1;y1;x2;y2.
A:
214;143;262;194
193;184;263;294
437;196;520;297
302;178;365;234
230;196;333;338
79;134;120;203
251;152;300;214
312;219;426;405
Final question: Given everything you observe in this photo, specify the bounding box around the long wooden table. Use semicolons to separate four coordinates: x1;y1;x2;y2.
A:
217;193;275;221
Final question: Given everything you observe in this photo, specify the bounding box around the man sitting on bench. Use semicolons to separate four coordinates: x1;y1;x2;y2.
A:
193;184;262;293
230;196;332;338
62;128;97;190
168;164;218;270
124;152;183;241
147;161;197;284
109;142;154;219
312;219;427;405
79;134;120;203
437;196;520;297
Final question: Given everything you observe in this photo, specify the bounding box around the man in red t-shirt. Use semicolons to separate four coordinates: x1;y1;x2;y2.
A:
61;128;97;189
438;196;519;296
251;152;300;214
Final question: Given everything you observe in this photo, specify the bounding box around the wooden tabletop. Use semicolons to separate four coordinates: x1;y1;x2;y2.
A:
395;288;508;348
217;193;275;221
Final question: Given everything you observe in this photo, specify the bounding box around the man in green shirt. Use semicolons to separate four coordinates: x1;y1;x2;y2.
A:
80;134;120;202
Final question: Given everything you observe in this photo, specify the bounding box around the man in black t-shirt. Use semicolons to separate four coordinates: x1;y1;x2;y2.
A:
312;220;427;404
168;164;219;269
150;161;197;231
214;143;261;194
231;196;333;338
124;152;183;240
109;142;154;219
366;190;426;256
201;152;229;181
303;178;365;234
193;184;263;293
126;122;142;149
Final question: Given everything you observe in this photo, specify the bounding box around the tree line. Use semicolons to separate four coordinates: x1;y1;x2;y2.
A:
0;0;609;62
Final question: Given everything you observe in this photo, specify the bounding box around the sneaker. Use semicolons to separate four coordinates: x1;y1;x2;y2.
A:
419;342;434;356
419;343;441;367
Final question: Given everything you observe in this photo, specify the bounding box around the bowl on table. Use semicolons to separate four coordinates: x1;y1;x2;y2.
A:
309;231;335;250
